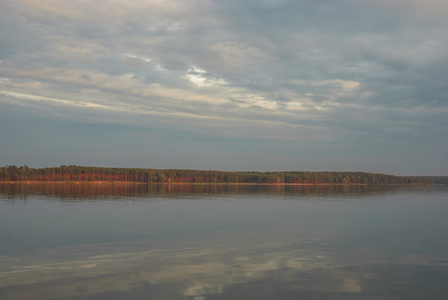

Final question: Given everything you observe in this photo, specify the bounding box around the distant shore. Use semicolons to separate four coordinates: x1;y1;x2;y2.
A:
0;180;415;186
0;166;434;185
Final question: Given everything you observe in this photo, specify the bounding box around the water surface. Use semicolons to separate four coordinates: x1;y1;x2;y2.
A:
1;183;447;299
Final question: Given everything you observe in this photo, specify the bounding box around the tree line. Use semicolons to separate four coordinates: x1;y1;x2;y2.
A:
0;165;433;185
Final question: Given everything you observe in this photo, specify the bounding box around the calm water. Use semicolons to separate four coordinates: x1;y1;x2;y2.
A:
0;183;447;300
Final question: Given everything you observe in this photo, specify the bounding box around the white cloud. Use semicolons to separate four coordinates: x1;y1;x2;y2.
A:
122;53;152;63
287;102;306;111
185;66;227;87
0;91;109;109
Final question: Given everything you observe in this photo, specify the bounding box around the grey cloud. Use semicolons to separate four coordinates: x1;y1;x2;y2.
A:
79;74;91;81
0;0;447;174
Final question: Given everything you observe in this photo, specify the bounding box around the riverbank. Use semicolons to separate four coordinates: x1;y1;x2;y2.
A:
0;181;421;186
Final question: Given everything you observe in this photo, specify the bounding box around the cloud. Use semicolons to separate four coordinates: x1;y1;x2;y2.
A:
0;0;447;174
185;66;227;87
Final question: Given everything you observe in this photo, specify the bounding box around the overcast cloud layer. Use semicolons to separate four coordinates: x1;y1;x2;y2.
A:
1;0;447;175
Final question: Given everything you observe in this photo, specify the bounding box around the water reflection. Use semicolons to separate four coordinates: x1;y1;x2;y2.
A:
0;184;446;299
1;236;447;300
0;182;432;201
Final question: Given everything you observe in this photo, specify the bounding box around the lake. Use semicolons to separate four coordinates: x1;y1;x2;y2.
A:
0;183;447;299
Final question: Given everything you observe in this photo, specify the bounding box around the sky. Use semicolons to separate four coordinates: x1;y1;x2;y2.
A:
0;0;447;175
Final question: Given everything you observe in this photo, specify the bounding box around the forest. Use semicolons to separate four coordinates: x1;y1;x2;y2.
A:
0;165;433;185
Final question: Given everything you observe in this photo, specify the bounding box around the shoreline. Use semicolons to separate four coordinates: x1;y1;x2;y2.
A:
0;181;416;186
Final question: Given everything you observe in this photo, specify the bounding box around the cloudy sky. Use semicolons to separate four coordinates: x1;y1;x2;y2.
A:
1;0;447;175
